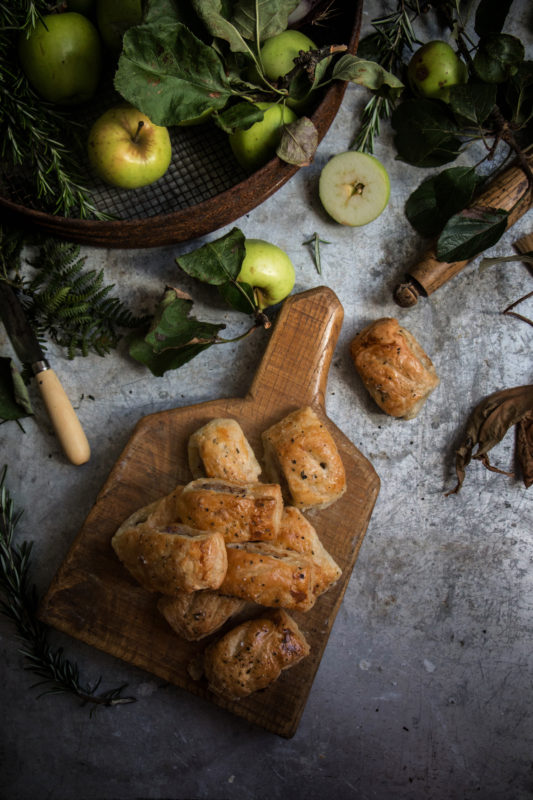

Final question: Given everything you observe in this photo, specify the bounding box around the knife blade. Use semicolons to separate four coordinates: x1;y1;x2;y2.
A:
0;282;90;465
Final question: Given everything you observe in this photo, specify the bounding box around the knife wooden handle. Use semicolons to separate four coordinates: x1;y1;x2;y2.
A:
36;369;91;465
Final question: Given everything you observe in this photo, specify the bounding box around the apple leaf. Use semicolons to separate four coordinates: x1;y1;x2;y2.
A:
143;0;184;24
449;81;497;126
218;280;256;314
176;227;246;286
276;117;318;166
405;167;484;238
128;289;225;376
191;0;299;52
214;101;264;134
114;22;233;126
0;357;33;422
391;99;463;167
435;206;509;262
473;34;524;84
474;0;514;36
506;61;533;126
332;54;404;95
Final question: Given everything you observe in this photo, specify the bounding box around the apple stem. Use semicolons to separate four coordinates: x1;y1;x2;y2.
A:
132;120;144;143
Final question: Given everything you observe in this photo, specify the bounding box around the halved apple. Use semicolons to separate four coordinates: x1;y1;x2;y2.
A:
318;151;390;226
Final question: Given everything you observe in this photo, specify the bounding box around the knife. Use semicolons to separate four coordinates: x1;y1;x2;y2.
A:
0;282;91;465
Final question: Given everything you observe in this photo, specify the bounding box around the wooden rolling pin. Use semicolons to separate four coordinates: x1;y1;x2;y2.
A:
394;157;533;307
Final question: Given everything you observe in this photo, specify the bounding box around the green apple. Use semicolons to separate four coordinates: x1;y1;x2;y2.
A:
319;151;390;226
96;0;143;52
407;40;467;102
229;102;297;172
260;29;327;110
261;30;317;80
18;12;102;105
237;239;295;310
88;105;172;189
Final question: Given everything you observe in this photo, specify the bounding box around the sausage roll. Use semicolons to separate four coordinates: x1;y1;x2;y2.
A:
200;609;310;700
262;406;346;510
157;591;246;641
112;485;184;538
277;506;342;595
111;522;227;595
188;418;261;484
176;478;283;543
349;317;439;419
219;542;319;612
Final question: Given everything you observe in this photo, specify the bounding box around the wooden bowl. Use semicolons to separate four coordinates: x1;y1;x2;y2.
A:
0;0;362;249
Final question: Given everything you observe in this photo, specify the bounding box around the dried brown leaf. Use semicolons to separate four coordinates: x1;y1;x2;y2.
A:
516;410;533;488
446;384;533;495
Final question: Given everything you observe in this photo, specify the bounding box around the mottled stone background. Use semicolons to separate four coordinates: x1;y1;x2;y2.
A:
1;2;532;798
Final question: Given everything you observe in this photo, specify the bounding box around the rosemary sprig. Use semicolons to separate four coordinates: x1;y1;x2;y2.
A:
0;3;106;219
0;465;136;711
303;232;332;275
351;1;421;152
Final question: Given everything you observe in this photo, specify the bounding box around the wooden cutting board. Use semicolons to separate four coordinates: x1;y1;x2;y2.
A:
39;286;380;738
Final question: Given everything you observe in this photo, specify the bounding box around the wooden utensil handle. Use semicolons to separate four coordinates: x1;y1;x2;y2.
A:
394;158;533;307
36;368;91;465
246;286;344;413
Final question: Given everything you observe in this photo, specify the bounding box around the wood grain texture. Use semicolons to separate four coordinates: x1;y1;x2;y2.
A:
39;287;380;737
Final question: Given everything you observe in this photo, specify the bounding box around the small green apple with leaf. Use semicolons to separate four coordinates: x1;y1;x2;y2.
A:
237;239;295;310
88;105;172;189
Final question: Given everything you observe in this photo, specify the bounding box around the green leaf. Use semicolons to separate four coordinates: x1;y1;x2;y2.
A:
449;81;497;126
391;99;462;167
506;61;533;126
129;335;213;377
0;357;33;421
214;101;264;134
128;288;226;376
474;0;514;36
230;0;299;42
114;22;232;126
145;289;225;354
218;280;256;313
143;0;185;24
332;54;404;94
176;228;246;286
474;34;524;84
405;167;483;238
436;207;509;262
191;0;298;52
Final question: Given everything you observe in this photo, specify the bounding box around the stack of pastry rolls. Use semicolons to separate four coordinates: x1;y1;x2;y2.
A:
112;408;346;700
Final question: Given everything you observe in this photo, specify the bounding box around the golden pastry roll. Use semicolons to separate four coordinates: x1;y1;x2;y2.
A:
261;406;346;510
188;418;261;483
200;609;310;700
220;541;320;612
176;478;283;543
349;317;439;419
157;591;246;641
111;522;227;595
112;485;184;536
276;506;342;595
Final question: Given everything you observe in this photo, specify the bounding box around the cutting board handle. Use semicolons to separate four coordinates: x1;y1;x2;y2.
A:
246;286;344;413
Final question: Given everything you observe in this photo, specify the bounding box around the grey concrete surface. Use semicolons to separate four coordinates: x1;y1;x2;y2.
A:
1;2;532;799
